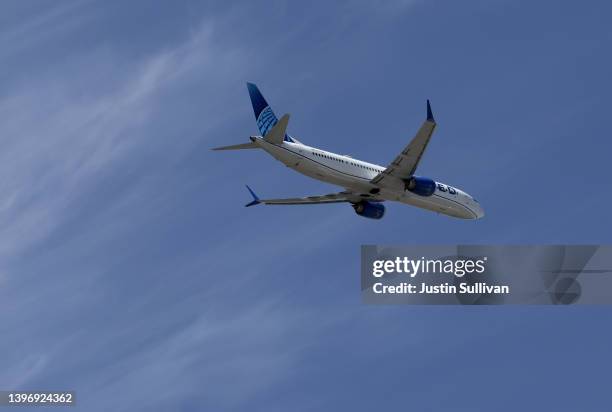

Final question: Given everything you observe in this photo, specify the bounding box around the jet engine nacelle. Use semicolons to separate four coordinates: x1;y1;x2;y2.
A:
352;201;386;219
404;176;436;197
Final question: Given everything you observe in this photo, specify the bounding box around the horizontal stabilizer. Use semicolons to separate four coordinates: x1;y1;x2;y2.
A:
212;142;258;151
263;114;289;145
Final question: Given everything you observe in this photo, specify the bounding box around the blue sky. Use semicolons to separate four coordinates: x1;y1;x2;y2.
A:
0;1;611;410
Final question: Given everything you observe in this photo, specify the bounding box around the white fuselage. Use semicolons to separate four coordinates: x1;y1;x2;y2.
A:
252;137;484;219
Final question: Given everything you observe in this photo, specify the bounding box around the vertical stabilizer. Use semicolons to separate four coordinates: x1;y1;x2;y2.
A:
246;82;296;143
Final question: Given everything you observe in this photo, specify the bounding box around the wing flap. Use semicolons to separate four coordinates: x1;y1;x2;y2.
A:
259;196;349;205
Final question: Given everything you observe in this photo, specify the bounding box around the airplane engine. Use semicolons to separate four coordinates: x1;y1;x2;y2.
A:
352;201;386;219
404;176;436;196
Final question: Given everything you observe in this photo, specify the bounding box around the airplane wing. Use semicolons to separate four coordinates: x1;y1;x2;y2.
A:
244;186;366;207
371;100;436;188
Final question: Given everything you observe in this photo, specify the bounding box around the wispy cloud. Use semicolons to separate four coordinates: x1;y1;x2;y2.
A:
0;5;361;409
0;7;251;396
0;1;94;60
0;17;241;262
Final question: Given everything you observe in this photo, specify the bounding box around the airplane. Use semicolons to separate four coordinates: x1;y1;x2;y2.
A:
212;83;484;220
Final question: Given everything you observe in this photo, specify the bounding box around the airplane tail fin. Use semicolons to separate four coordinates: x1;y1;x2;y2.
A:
247;82;296;143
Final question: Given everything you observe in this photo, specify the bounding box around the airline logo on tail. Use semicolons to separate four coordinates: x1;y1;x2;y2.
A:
247;82;294;143
257;106;277;137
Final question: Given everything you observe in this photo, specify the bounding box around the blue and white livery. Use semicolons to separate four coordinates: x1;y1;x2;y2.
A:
213;83;484;220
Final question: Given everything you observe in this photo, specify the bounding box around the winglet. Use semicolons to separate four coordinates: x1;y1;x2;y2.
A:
426;99;435;122
245;185;261;207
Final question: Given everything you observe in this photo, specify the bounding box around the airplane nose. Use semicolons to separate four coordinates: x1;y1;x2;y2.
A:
474;204;485;219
